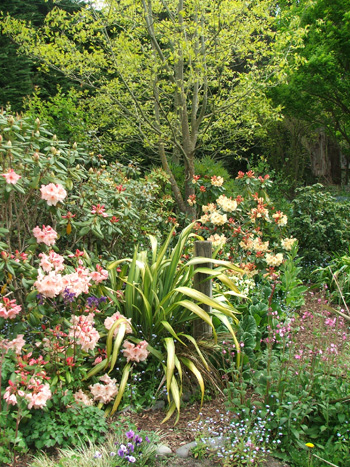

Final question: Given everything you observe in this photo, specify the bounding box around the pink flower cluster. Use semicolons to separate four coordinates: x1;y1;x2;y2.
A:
34;271;63;298
39;250;65;272
34;260;108;299
104;311;133;337
40;183;67;206
0;297;22;319
1;168;21;185
68;313;100;352
1;334;26;354
25;378;52;409
89;374;118;404
73;389;93;406
3;376;52;409
91;204;108;217
33;225;58;246
90;265;108;283
122;340;149;363
3;381;23;406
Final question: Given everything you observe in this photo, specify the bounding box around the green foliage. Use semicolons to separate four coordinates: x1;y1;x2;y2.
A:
222;290;350;467
29;428;161;467
277;246;308;309
267;0;350;187
22;403;108;450
24;86;91;144
316;248;350;305
289;184;350;272
99;223;243;421
0;0;84;112
1;0;306;212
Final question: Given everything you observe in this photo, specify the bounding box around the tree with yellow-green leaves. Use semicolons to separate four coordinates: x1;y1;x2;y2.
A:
1;0;305;214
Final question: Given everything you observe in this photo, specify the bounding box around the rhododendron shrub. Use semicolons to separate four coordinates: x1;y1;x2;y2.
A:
189;171;297;281
0;111;175;313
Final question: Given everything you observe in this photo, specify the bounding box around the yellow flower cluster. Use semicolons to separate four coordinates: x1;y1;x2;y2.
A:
265;253;284;266
216;194;238;212
273;211;288;226
211;175;224;186
208;233;227;247
239;237;269;252
281;237;297;251
210;211;227;226
202;203;216;213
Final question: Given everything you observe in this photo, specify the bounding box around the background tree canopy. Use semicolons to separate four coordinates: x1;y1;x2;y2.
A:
0;0;85;112
1;0;305;213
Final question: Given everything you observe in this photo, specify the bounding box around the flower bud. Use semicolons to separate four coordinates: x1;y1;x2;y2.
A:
0;135;2;143
53;134;57;141
32;152;40;162
35;131;40;138
7;116;15;126
6;140;12;148
35;118;40;126
50;147;57;155
73;142;77;150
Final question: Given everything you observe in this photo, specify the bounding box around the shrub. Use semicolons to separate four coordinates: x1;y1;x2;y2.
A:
289;184;350;272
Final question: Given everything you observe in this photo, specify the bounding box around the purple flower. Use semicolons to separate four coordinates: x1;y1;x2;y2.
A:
134;435;142;445
63;288;76;304
118;444;127;457
126;430;135;440
126;455;136;463
127;442;134;453
87;295;99;308
145;436;150;443
93;451;102;458
36;293;45;305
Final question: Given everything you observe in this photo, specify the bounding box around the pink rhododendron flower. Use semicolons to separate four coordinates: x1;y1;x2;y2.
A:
69;314;100;352
39;250;65;273
1;169;21;184
62;266;92;296
91;204;108;217
25;380;52;409
34;271;63;298
73;389;93;406
0;297;22;319
3;387;17;406
40;183;67;206
89;374;118;404
122;340;149;363
90;265;108;283
33;225;58;246
6;335;26;354
104;312;132;337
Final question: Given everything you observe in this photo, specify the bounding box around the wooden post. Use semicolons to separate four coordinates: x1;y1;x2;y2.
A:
193;241;213;339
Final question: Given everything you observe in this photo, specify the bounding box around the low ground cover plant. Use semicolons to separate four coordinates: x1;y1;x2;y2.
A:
29;426;161;467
